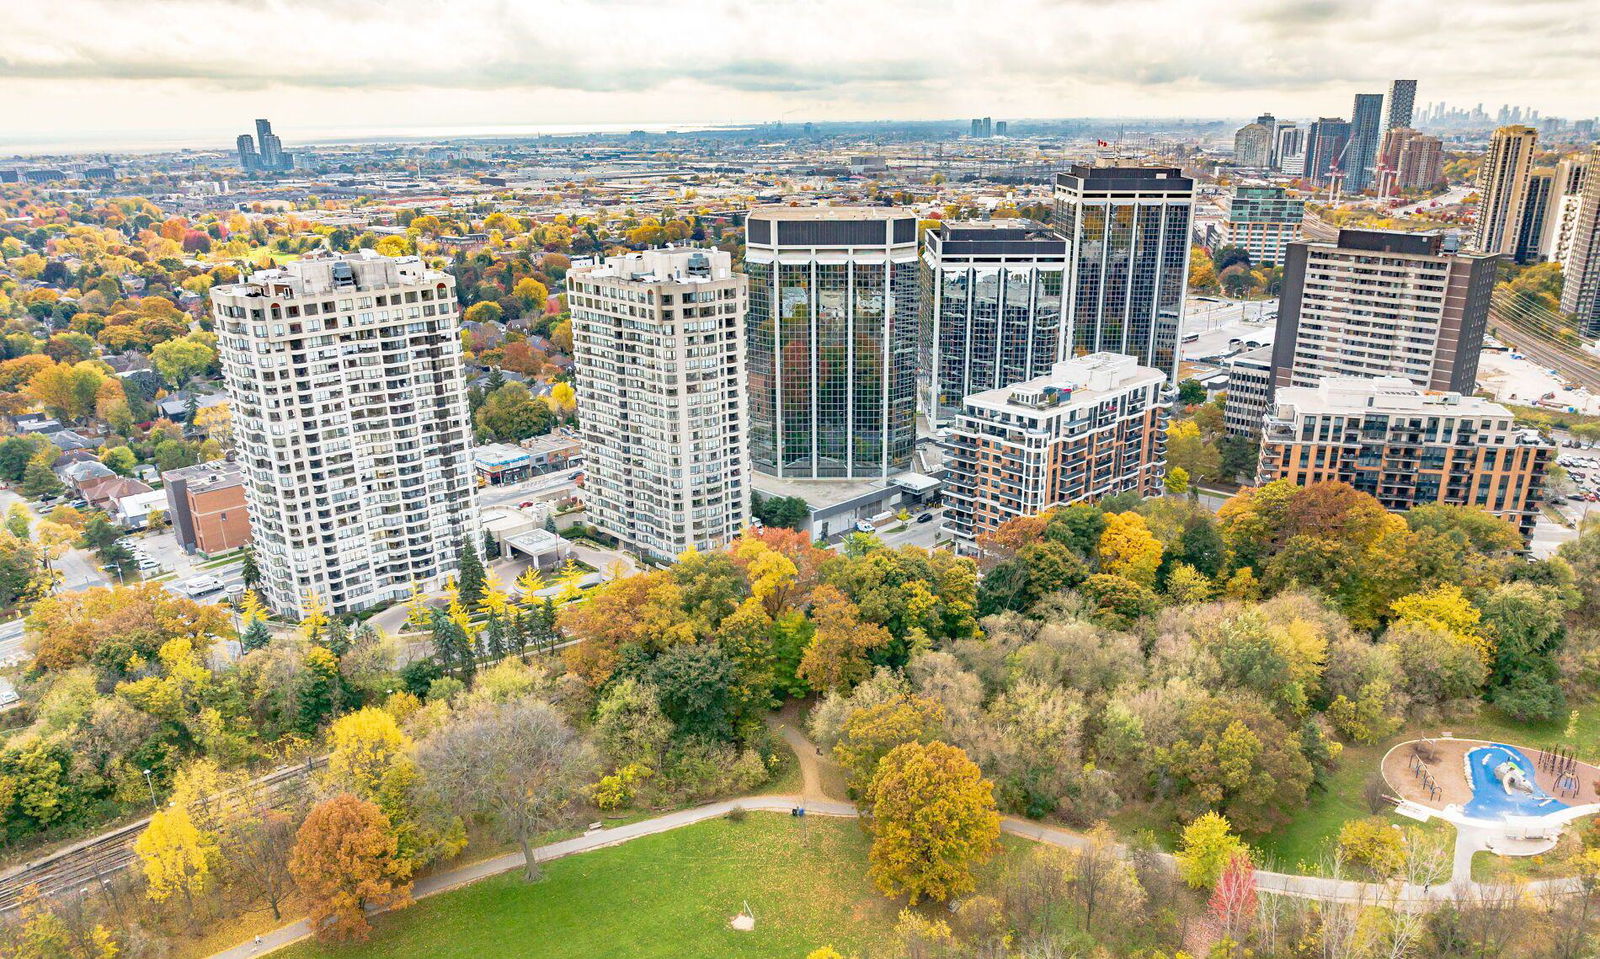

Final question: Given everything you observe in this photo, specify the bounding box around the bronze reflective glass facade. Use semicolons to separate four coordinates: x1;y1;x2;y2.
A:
745;210;918;478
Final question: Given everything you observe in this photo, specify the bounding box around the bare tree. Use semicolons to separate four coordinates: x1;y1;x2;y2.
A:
417;697;595;879
223;806;299;920
1072;822;1143;939
1000;843;1074;940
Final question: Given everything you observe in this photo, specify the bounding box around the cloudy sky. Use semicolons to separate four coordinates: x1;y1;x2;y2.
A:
2;0;1595;150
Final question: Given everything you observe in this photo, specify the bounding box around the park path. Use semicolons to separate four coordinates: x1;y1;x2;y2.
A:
208;796;857;959
208;728;1588;959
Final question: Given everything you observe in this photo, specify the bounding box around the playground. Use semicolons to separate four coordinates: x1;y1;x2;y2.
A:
1381;737;1600;863
1383;737;1600;816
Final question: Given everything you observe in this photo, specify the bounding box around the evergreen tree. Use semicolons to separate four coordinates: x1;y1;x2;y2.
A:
507;609;529;657
295;648;344;734
240;617;272;652
485;366;506;393
21;456;63;499
484;612;507;659
240;546;262;590
482;529;499;561
537;598;559;652
429;607;457;671
325;618;351;658
457;537;486;608
544;514;558;534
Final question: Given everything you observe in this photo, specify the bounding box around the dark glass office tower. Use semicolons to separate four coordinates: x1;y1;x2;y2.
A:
745;206;919;479
1347;93;1385;192
1304;117;1352;186
920;221;1069;425
1052;165;1194;382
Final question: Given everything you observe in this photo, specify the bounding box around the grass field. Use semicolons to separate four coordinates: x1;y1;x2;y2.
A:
278;812;898;959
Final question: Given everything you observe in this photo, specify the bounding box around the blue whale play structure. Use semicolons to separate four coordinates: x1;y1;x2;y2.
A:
1464;743;1569;820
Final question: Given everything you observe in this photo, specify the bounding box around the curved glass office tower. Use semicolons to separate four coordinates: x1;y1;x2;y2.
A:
745;206;918;479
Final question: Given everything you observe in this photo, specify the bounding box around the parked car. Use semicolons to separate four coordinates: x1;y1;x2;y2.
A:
916;512;935;524
854;520;877;534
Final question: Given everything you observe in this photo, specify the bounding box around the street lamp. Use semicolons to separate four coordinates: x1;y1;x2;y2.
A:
141;768;157;813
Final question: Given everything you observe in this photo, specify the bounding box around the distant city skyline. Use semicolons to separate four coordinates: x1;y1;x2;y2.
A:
2;0;1595;149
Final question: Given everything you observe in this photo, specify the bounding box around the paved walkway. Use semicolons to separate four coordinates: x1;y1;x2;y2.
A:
208;796;855;959
207;727;1591;959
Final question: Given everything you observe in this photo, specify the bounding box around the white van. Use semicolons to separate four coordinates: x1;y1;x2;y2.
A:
182;575;224;598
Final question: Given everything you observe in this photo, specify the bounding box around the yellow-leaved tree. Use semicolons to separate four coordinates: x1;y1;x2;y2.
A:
1391;585;1490;663
865;740;999;903
1096;512;1164;587
327;707;413;800
135;803;216;911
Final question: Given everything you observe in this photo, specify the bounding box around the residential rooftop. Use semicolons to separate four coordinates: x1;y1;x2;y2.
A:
964;352;1167;416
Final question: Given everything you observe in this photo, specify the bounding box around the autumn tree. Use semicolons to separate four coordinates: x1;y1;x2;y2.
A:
223;804;298;920
1174;811;1249;888
27;582;231;673
799;585;892;693
134;803;216;912
417;697;594;879
864;740;1000;903
1096;512;1163;587
833;694;944;795
290;793;412;942
326;707;412;799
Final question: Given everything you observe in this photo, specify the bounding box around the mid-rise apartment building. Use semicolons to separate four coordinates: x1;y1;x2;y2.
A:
567;248;748;561
1053;165;1193;382
1258;378;1553;538
212;249;477;618
1271;229;1497;397
163;459;251;555
1474;125;1538;256
1221;185;1304;267
745;206;919;479
944;352;1169;551
920;220;1068;426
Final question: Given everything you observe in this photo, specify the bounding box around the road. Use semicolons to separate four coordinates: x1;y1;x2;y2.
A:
1182;302;1277;364
1390;184;1474;216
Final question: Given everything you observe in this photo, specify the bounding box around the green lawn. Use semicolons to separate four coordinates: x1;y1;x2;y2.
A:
279;813;898;959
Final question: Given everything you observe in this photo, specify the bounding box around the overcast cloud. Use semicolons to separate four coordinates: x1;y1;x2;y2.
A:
1;0;1596;146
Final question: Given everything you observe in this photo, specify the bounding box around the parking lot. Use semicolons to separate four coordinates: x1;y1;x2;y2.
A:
1477;344;1600;415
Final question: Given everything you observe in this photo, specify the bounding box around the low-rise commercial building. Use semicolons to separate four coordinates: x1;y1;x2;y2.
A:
1257;378;1552;538
474;443;534;485
945;352;1170;552
1222;345;1275;438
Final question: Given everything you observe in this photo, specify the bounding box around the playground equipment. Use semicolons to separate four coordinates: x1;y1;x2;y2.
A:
1537;745;1583;799
1495;760;1535;795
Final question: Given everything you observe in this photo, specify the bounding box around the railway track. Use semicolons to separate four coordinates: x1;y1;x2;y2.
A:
1487;301;1600;395
0;756;325;912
